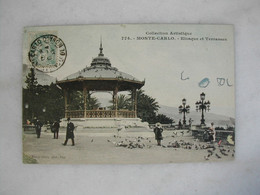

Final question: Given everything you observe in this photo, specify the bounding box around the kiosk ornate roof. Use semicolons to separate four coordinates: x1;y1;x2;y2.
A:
90;41;112;67
58;42;145;86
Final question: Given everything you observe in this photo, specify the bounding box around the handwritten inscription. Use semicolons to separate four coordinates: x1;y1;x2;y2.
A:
181;72;233;88
198;78;210;88
217;78;233;87
181;71;189;80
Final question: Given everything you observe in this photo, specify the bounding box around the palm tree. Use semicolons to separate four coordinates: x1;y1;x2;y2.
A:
69;91;100;110
107;90;160;123
133;90;160;123
108;94;130;110
87;96;101;110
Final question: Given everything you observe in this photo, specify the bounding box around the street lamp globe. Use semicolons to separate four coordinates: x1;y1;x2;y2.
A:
182;98;186;105
200;92;205;101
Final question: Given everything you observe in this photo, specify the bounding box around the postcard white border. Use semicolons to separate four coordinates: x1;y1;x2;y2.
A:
0;0;260;194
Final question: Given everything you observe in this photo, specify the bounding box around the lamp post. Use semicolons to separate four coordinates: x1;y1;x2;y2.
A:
195;92;210;126
24;103;29;124
179;98;190;126
42;107;46;124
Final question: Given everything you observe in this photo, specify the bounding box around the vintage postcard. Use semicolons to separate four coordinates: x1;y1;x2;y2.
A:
22;24;235;164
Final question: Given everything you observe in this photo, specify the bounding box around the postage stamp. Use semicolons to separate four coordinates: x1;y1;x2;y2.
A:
22;24;235;164
28;33;67;73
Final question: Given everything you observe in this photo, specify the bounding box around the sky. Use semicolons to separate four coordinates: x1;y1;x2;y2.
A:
23;24;235;117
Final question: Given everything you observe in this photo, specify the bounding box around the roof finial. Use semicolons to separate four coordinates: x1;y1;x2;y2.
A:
99;36;104;56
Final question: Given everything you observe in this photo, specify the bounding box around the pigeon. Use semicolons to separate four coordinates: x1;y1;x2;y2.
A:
204;156;209;160
180;131;184;136
207;150;213;155
220;150;228;156
117;142;127;147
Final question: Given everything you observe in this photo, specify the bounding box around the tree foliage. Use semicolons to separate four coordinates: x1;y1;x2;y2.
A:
135;90;159;123
154;114;174;124
108;94;131;110
69;91;100;110
25;68;38;91
23;68;64;123
135;90;173;124
23;68;102;124
107;90;173;124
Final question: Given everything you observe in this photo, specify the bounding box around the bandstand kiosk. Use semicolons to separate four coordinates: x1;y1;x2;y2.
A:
57;42;149;129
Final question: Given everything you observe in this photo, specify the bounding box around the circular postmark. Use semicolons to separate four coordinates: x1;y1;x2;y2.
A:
28;34;67;73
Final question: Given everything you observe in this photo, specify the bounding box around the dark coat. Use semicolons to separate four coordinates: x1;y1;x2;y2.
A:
154;127;163;140
66;122;75;139
52;121;60;132
35;120;43;131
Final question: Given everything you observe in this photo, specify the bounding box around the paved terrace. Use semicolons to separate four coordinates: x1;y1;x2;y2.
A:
23;128;235;164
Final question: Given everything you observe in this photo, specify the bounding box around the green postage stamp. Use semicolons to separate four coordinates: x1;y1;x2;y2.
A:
22;24;235;164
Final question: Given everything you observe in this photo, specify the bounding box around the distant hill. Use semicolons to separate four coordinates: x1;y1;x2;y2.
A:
93;98;235;127
159;104;235;127
23;64;56;88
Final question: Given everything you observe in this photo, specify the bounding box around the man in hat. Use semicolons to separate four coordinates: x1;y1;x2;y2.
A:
63;118;75;146
209;122;216;142
52;120;60;139
35;119;43;138
153;122;163;146
178;119;182;130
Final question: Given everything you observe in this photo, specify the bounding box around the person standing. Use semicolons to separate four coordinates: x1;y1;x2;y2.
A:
35;119;43;138
52;120;60;139
63;118;75;146
189;118;193;129
209;122;216;142
178;119;182;130
153;122;163;146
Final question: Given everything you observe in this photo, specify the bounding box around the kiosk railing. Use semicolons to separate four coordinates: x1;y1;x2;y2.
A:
65;110;136;118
